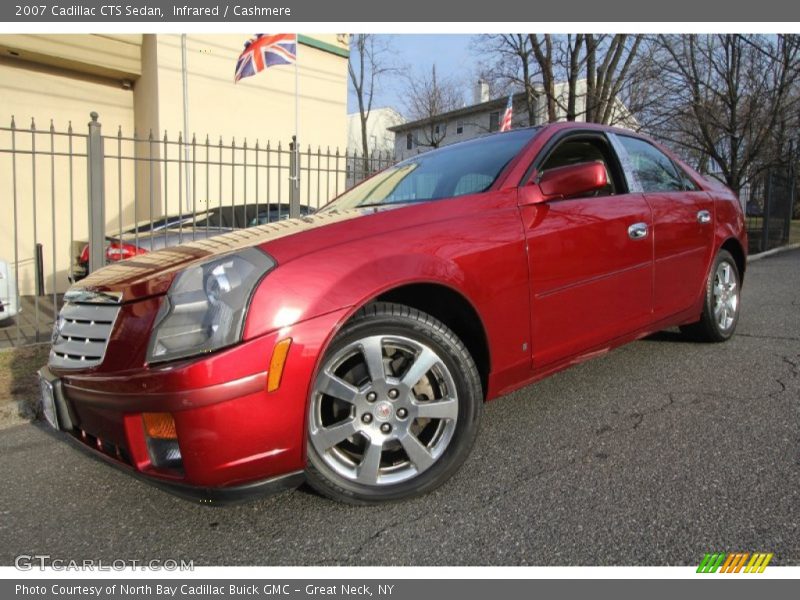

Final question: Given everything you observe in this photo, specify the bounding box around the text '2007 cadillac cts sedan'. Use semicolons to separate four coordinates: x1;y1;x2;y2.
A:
39;122;747;504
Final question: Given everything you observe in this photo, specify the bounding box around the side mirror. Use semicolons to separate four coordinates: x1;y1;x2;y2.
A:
537;161;609;201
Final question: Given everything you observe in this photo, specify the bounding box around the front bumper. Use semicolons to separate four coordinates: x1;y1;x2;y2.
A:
42;306;350;502
52;418;304;504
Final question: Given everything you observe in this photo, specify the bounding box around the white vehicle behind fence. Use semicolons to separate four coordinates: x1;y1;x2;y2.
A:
0;260;19;323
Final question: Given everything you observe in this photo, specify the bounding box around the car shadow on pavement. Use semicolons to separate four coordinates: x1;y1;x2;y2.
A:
643;329;702;344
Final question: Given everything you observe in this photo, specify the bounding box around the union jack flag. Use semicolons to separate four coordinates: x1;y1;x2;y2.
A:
235;34;297;83
500;94;513;132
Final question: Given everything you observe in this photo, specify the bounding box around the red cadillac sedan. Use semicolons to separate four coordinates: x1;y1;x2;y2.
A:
39;122;746;504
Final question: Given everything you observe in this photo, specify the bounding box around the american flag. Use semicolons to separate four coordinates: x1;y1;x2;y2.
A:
235;34;297;83
500;94;513;132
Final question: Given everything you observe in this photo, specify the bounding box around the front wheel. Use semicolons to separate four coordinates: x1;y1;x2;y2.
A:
680;249;741;342
305;302;483;504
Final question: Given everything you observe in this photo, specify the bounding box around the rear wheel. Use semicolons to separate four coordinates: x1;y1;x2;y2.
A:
305;302;482;504
680;249;741;342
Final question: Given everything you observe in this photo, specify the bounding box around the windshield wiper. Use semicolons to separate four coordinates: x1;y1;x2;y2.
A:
356;200;425;209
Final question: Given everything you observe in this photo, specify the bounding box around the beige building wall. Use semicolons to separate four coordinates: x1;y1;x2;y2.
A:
0;34;143;80
0;52;136;296
132;34;349;219
0;34;349;295
150;34;347;147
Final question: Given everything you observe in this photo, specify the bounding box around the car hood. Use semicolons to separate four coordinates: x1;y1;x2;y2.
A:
73;208;393;301
117;227;234;251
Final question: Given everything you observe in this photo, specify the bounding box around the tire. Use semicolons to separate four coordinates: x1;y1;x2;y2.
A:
680;249;741;342
305;302;483;504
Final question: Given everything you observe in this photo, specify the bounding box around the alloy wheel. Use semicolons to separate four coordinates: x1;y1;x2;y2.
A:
308;334;459;486
713;261;739;331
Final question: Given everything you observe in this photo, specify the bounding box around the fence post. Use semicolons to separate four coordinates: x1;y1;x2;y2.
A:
761;170;772;253
289;135;300;218
788;167;796;243
35;243;44;296
87;112;105;274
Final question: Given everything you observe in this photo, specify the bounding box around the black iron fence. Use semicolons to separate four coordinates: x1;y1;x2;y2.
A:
0;112;396;348
345;151;396;188
739;169;797;255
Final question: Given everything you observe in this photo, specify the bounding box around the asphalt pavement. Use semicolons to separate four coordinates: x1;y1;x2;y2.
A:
1;249;798;566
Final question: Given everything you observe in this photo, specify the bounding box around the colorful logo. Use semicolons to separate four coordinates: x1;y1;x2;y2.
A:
697;552;774;573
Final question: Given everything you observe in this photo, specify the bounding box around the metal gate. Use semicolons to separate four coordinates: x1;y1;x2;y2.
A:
0;112;395;349
742;169;797;255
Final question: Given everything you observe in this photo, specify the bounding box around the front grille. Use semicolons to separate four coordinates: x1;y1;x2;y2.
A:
49;297;120;369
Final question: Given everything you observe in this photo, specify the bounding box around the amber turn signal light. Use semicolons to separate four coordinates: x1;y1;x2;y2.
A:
142;412;178;439
267;338;293;392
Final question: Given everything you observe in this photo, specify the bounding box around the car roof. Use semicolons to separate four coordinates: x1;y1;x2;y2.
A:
395;126;541;166
537;120;657;142
395;122;653;165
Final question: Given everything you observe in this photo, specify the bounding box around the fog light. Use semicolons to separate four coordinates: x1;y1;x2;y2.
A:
142;412;177;439
142;413;182;471
146;438;183;471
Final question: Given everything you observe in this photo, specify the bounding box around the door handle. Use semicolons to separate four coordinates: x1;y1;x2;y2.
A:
628;222;648;240
697;210;712;224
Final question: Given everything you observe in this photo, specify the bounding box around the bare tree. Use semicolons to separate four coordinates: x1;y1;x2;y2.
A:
403;64;464;148
477;33;643;125
348;34;396;170
471;33;800;195
472;34;538;125
528;34;558;122
583;34;644;124
642;34;800;194
562;34;586;121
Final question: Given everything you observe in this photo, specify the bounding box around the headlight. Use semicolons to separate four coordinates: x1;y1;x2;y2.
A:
146;248;275;363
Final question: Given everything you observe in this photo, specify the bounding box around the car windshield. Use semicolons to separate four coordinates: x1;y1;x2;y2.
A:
322;128;539;211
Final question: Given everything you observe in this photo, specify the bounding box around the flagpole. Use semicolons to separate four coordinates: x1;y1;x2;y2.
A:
293;35;300;218
181;33;191;212
295;36;299;156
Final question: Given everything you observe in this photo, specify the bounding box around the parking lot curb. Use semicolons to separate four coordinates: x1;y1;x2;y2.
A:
748;243;800;263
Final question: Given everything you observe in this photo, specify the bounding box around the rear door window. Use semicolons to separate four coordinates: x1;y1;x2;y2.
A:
618;136;685;193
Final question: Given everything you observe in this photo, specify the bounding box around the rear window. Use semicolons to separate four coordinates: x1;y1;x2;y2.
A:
323;128;538;211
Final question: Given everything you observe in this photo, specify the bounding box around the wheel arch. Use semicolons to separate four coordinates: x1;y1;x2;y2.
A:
720;237;746;283
365;282;491;400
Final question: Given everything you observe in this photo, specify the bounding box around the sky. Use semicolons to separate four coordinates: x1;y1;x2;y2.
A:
347;34;477;116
